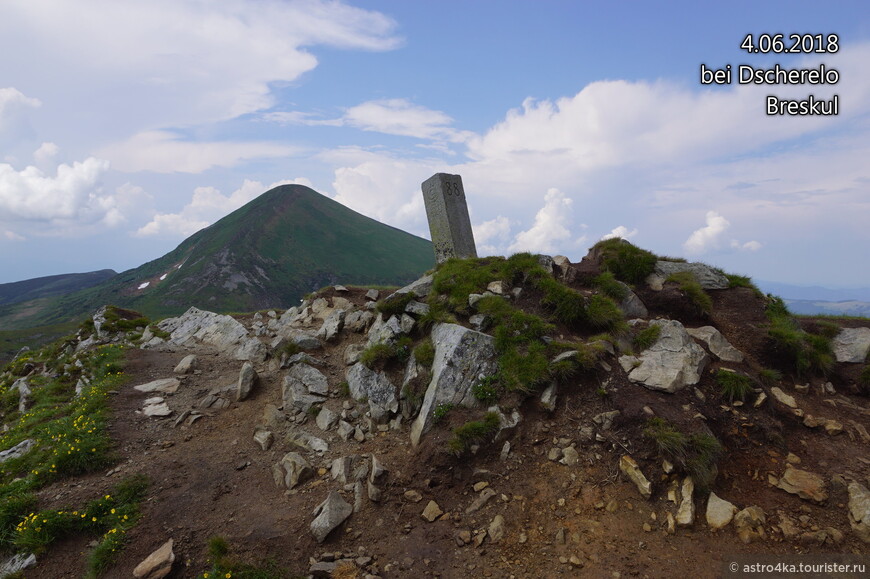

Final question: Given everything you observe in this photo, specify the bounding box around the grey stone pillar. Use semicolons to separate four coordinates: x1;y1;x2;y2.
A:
421;173;478;263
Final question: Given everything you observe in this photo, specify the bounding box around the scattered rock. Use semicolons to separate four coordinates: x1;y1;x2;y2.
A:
346;363;398;420
286;430;329;453
316;407;338;431
847;482;870;543
776;465;828;503
310;491;353;543
686;326;744;363
488;514;506;543
675;477;695;527
0;553;36;576
421;500;443;522
619;455;652;499
133;538;175;579
466;488;497;514
316;309;346;342
705;492;737;531
592;410;620;431
142;398;172;417
273;452;312;489
652;261;729;290
626;319;709;393
734;506;767;544
253;429;273;451
770;387;798;409
236;361;257;401
560;446;579;466
0;439;36;464
282;364;328;412
173;354;198;374
832;327;870;363
133;378;180;394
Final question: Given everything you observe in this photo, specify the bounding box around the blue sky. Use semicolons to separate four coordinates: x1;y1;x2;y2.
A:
1;0;868;290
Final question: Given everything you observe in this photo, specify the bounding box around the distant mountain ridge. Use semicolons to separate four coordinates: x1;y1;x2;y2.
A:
0;184;434;331
0;269;117;306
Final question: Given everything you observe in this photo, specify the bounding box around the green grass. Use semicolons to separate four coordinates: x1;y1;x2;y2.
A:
199;535;296;579
433;403;453;422
666;271;712;315
632;324;661;352
643;418;723;491
376;292;415;318
592;272;629;301
716;369;754;403
724;273;761;295
758;367;782;386
359;336;412;369
413;338;435;369
765;296;835;377
471;375;501;403
447;412;501;455
592;239;658;285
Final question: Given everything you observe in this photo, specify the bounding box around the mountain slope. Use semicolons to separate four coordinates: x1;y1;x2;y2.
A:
0;269;117;306
3;185;433;328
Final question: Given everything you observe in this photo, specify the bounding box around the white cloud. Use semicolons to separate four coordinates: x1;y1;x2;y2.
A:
731;239;762;252
601;225;638;241
32;142;58;166
3;230;25;241
0;87;40;123
0;157;114;223
683;211;730;255
135;178;305;237
100;130;300;173
0;1;400;132
266;99;473;142
507;188;580;254
473;216;512;256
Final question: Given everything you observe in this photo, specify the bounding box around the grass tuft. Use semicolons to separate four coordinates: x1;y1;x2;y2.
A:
643;418;722;491
632;324;661;352
715;369;754;403
666;271;712;315
592;239;658;285
447;412;501;455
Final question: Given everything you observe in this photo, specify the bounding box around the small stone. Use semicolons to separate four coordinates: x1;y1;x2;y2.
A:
404;490;423;503
619;455;652;500
473;481;489;492
487;514;505;543
776;465;828;503
133;538;175;579
253;429;273;451
421;500;443;522
560;446;579;466
706;492;737;531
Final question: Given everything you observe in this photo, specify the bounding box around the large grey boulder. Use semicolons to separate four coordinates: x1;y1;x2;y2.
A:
158;307;248;351
282;364;328;412
173;354;197;374
316;309;346;342
385;274;434;301
0;439;35;464
410;323;498;446
617;281;648;318
0;553;36;577
366;313;403;347
651;261;729;290
310;491;353;543
847;481;870;543
625;319;709;393
235;337;268;362
687;326;744;363
344;310;374;333
346;363;398;421
832;328;870;363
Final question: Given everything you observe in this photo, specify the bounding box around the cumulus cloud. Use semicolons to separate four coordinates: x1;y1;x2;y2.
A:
0;1;400;131
601;225;638;241
507;188;581;254
683;211;730;255
0;87;40;123
473;216;511;256
32;142;58;166
0;157;114;223
136;178;306;237
4;230;25;241
100;130;300;173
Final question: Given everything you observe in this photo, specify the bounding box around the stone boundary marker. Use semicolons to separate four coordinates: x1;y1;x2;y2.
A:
421;173;478;263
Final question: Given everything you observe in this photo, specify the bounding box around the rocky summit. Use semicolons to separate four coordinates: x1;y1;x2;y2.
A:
1;240;869;578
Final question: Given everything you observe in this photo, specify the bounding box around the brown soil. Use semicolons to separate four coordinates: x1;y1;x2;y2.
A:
20;281;870;579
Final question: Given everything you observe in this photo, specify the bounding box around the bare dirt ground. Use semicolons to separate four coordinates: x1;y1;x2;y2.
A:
23;284;870;579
